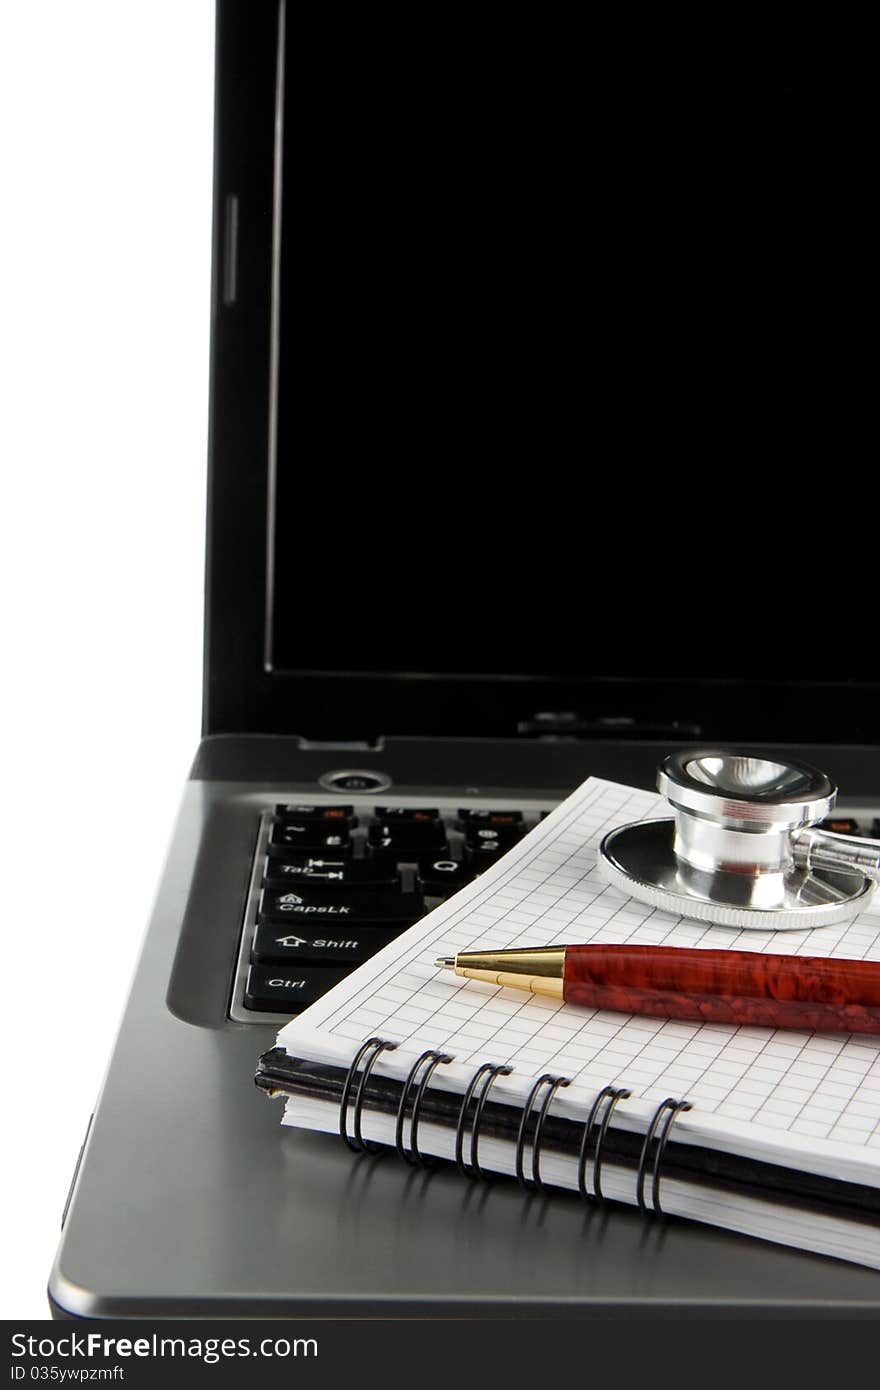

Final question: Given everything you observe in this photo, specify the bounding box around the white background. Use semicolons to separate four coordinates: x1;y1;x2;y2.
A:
0;3;214;1318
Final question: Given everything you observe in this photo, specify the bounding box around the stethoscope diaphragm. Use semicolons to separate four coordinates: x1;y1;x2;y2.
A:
598;751;880;930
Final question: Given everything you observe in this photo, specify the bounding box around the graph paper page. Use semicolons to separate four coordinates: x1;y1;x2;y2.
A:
277;776;880;1157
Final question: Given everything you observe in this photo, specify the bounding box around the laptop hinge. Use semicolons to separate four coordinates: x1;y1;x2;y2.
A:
296;736;385;752
517;712;702;740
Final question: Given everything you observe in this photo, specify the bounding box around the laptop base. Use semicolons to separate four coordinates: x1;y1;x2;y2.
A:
49;736;880;1318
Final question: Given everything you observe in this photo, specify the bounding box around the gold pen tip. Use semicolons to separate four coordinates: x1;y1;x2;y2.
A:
435;956;456;968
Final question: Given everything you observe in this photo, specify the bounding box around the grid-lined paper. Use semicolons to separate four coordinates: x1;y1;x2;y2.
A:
278;777;880;1153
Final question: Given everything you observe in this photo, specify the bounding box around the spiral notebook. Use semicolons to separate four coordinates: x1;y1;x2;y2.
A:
256;776;880;1270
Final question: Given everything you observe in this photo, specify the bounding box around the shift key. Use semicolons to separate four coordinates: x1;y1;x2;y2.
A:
252;922;400;966
259;888;425;926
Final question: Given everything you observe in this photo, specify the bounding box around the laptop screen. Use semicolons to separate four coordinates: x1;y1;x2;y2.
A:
200;12;873;742
270;42;870;690
270;456;869;682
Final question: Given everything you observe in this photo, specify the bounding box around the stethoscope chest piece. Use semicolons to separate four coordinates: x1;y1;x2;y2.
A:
598;751;879;930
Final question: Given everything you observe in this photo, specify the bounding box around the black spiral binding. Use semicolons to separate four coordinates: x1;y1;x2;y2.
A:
395;1050;453;1166
455;1062;513;1179
339;1037;398;1154
339;1042;691;1215
576;1085;632;1202
635;1097;693;1215
514;1073;572;1191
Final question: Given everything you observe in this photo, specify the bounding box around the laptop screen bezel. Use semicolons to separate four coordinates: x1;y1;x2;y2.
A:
203;0;879;745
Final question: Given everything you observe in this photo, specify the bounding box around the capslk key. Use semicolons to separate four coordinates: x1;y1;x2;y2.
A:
259;889;425;925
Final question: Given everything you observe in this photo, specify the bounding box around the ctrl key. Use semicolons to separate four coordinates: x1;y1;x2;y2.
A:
244;964;349;1014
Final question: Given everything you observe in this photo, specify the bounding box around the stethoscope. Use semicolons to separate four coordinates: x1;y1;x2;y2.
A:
598;750;880;929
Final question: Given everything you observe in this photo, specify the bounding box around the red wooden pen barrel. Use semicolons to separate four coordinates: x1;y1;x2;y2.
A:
563;944;880;1033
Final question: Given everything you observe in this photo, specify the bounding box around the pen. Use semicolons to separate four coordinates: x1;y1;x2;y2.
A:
434;944;880;1034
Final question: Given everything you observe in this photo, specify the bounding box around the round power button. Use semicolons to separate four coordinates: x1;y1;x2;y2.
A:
319;769;392;793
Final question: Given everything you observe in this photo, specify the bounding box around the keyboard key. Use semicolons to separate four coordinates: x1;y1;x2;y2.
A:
244;965;349;1013
268;821;352;854
819;818;860;836
252;922;400;966
457;809;524;826
367;821;448;856
464;843;511;868
872;819;880;840
417;858;479;895
264;859;402;890
260;888;425;925
275;804;356;824
463;825;522;852
374;807;440;823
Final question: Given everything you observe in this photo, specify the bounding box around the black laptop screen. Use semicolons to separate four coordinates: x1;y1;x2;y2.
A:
271;42;872;688
259;16;879;764
203;8;874;741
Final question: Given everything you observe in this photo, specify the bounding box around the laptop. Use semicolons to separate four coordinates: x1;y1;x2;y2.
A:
49;2;880;1317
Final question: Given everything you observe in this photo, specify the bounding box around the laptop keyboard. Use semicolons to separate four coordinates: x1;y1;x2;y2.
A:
229;800;550;1023
229;800;880;1025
